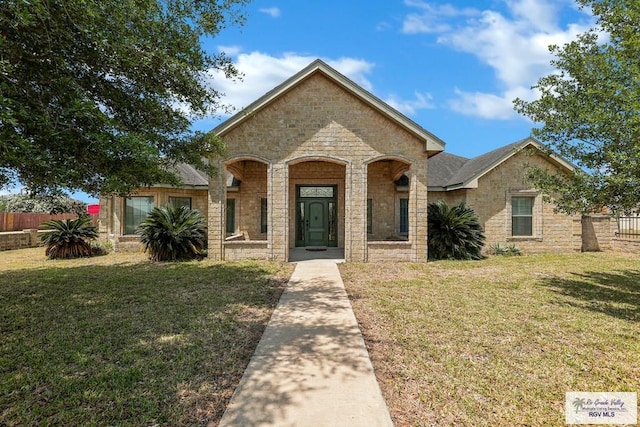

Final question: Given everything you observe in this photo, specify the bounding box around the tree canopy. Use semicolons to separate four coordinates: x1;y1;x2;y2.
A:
1;0;248;196
514;0;640;215
1;193;86;215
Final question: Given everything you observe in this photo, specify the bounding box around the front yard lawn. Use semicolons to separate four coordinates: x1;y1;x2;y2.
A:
340;252;640;427
0;248;293;426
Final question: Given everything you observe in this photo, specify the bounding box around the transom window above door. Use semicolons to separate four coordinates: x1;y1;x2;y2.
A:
299;186;334;198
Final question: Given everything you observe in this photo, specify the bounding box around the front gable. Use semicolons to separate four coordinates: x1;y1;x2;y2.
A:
214;60;445;163
429;137;575;191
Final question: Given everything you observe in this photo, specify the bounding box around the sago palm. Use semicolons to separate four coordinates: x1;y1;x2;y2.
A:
428;200;485;260
137;205;207;261
40;216;99;259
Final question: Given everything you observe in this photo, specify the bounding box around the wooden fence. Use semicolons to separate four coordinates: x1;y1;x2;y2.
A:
0;213;84;232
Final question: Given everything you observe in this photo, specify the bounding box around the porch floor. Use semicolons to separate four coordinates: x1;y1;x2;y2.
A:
288;247;345;263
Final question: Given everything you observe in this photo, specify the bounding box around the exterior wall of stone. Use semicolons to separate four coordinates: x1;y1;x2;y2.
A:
408;163;429;261
100;187;207;234
367;242;412;262
464;151;581;254
0;229;43;251
221;74;428;163
224;241;269;260
218;72;430;262
207;158;225;260
427;190;467;206
611;237;640;253
367;161;400;240
268;162;289;261
127;187;208;214
100;187;208;252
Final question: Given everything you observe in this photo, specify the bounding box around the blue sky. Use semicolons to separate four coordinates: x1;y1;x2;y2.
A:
197;0;595;156
2;0;597;203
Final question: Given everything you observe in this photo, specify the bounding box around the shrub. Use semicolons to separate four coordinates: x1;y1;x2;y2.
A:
40;216;99;259
488;243;522;256
90;239;113;256
137;205;207;262
428;200;485;260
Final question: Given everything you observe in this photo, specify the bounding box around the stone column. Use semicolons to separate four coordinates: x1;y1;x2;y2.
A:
346;161;367;262
268;162;288;261
409;161;428;262
208;159;225;261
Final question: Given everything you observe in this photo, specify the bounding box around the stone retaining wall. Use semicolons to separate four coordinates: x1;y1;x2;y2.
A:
611;237;640;253
0;229;46;251
224;241;269;260
367;241;412;262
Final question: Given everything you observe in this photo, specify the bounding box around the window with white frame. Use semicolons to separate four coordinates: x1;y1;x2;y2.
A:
508;191;541;238
511;197;534;236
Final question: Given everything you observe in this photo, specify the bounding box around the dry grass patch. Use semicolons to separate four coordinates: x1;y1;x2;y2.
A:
340;252;640;427
0;248;293;426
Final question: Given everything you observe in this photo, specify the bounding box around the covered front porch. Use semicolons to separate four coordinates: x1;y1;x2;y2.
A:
208;156;428;263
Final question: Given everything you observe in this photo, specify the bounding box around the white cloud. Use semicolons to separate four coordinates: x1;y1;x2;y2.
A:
506;0;560;32
449;86;534;120
402;0;594;119
385;92;434;116
401;0;480;34
259;7;281;18
206;51;375;116
204;50;435;120
218;45;242;57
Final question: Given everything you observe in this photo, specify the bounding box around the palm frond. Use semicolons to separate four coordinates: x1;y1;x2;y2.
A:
428;200;485;260
40;216;98;259
137;205;206;262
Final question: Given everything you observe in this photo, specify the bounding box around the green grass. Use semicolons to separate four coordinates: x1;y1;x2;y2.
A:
0;248;293;426
340;252;640;427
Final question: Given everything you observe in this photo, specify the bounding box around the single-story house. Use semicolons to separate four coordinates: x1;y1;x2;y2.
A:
99;59;582;261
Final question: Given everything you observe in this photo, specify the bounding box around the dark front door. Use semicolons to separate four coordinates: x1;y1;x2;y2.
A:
295;186;337;247
305;199;328;246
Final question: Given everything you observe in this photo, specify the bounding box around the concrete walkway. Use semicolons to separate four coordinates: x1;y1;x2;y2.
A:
218;259;393;427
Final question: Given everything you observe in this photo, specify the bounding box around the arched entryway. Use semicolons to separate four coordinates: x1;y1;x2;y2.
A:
366;157;416;262
222;157;270;261
288;158;346;258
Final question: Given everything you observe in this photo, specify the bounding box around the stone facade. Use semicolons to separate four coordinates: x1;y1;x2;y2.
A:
99;60;624;260
212;64;439;262
430;150;582;254
367;241;413;262
224;241;270;260
468;151;581;253
0;229;42;251
99;187;208;251
611;237;640;253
